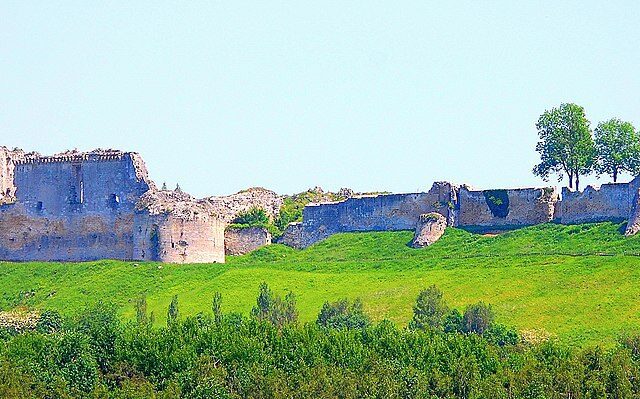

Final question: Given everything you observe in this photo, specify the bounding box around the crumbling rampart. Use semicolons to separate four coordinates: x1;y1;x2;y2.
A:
285;182;457;248
456;186;559;232
556;180;640;224
280;177;640;249
0;147;26;205
3;145;640;261
224;226;271;256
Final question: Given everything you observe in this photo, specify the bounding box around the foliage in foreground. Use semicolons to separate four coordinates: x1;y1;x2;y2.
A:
1;297;640;398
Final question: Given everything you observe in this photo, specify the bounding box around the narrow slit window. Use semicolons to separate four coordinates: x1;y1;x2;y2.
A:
109;194;120;209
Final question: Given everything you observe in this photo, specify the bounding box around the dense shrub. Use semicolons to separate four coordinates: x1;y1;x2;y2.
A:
35;310;63;334
232;207;269;227
462;302;495;335
409;285;450;331
2;291;640;398
317;298;370;329
250;282;298;327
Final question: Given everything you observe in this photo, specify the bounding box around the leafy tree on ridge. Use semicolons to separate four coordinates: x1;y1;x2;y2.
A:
594;118;640;182
533;103;595;190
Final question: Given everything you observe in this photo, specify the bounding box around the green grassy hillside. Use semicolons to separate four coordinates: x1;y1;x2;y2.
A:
1;222;639;346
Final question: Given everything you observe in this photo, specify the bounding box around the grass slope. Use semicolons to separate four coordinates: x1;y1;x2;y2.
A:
1;222;639;346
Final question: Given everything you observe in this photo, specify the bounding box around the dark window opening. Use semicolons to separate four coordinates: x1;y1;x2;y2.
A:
109;194;120;209
72;164;84;205
36;201;43;212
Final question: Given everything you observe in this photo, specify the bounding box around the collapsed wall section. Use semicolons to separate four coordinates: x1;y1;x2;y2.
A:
286;182;457;248
456;186;559;232
205;187;284;223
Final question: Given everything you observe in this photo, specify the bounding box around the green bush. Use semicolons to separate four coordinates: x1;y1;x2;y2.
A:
250;282;298;327
483;189;510;218
462;302;495;335
409;285;450;331
232;207;269;227
35;310;63;334
316;298;370;329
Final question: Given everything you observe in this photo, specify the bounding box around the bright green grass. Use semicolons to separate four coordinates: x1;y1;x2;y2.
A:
1;222;640;347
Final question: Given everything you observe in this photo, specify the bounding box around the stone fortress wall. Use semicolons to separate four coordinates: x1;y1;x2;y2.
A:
0;148;227;263
280;178;640;248
287;182;456;249
556;180;640;224
0;150;152;262
224;226;271;256
456;186;560;232
2;145;640;262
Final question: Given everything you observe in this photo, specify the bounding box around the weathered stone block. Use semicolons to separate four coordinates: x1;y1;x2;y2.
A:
411;213;447;248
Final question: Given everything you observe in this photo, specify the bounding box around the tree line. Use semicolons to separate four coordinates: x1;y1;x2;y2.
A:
1;284;639;398
533;103;639;190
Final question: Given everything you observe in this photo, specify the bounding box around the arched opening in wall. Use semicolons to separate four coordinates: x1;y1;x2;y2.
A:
149;224;160;261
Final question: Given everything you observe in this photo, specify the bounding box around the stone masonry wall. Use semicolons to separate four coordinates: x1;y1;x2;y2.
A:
456;186;559;232
14;152;150;216
277;222;304;249
556;178;640;224
134;189;226;263
224;226;271;256
0;150;151;262
289;182;457;248
0;204;136;261
133;212;225;264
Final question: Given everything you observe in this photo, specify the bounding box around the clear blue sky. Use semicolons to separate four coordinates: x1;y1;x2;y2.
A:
2;2;639;197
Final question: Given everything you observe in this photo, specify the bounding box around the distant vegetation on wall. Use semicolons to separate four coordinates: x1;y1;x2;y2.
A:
227;207;281;236
274;188;349;233
482;189;510;218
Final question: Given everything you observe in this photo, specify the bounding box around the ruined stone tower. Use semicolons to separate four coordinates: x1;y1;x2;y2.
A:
0;148;225;263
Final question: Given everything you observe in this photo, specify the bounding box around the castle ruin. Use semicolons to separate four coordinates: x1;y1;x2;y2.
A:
2;146;640;263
